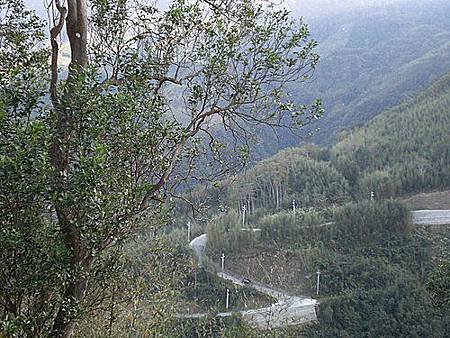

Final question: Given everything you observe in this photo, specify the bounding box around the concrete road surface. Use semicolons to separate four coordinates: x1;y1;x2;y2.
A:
412;210;450;225
189;234;207;264
217;271;317;329
184;233;318;329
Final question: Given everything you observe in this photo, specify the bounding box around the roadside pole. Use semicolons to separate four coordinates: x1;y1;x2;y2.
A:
221;253;225;272
187;221;191;242
226;288;230;310
316;270;321;296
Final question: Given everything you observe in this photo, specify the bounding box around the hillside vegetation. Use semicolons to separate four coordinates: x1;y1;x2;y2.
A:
403;190;450;210
331;71;450;197
194;71;450;219
305;0;450;144
174;71;450;337
253;0;450;154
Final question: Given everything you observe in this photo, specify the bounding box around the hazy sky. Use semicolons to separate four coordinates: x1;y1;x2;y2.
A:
285;0;410;16
24;0;413;20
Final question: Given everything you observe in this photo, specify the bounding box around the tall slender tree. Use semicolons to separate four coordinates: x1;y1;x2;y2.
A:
1;0;321;336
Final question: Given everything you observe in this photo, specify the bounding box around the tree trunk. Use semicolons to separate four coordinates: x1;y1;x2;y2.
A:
270;181;275;208
66;0;88;71
51;208;91;337
50;1;89;337
52;275;89;338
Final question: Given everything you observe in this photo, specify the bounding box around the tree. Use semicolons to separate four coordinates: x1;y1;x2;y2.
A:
0;0;321;336
427;260;450;310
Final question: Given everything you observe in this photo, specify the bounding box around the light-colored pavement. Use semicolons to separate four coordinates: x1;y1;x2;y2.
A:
179;269;318;329
189;234;207;264
186;234;318;329
217;271;317;329
412;210;450;225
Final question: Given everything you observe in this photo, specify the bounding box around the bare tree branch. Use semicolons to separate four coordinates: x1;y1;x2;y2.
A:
49;0;66;105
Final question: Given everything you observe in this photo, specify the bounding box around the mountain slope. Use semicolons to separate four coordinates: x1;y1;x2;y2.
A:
187;69;450;224
280;0;450;147
331;70;450;196
197;71;450;338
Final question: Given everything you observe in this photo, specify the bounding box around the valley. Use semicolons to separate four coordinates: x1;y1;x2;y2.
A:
2;1;449;337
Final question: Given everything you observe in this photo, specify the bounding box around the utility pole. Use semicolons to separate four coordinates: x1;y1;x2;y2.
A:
221;253;225;272
242;204;246;225
226;288;230;310
316;270;321;296
194;271;197;289
292;199;296;215
187;221;191;242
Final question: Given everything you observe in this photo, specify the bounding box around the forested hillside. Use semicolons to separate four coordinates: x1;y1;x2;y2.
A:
194;71;450;219
3;0;449;337
171;70;450;337
331;71;450;197
255;0;450;155
304;0;450;144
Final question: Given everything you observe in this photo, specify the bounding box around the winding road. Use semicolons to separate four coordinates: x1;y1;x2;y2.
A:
189;235;317;329
185;210;450;329
217;271;317;329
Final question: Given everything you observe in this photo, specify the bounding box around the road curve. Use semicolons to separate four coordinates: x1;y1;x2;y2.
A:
187;233;317;329
189;234;207;264
217;271;317;329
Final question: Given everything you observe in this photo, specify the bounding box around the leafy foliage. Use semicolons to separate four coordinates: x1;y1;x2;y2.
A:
333;200;411;240
1;0;322;336
195;71;450;337
426;260;450;310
